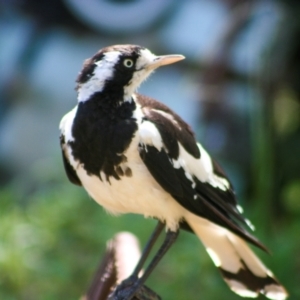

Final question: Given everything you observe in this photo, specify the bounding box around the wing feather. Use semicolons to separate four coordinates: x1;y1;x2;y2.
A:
136;94;266;251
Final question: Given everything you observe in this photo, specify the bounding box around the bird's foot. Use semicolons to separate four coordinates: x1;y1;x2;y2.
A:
109;275;161;300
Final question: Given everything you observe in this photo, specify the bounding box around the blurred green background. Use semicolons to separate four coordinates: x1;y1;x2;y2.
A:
0;0;300;299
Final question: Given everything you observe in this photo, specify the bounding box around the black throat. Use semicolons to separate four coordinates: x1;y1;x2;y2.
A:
70;92;138;181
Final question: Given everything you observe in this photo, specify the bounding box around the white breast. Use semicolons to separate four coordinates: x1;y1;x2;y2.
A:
76;133;185;231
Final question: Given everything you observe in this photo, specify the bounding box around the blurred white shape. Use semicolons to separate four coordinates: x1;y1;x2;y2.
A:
113;232;142;283
64;0;177;34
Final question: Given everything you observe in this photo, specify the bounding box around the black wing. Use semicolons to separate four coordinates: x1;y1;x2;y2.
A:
136;94;266;251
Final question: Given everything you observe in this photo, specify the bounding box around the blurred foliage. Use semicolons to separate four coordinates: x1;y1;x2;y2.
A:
0;161;299;299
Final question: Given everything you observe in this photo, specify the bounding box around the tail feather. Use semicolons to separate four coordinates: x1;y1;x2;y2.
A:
185;212;288;300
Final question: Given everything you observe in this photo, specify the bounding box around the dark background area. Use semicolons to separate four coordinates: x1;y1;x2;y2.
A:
0;0;299;299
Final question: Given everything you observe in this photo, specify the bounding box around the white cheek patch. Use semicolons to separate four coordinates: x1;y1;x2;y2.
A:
124;69;153;99
137;48;156;70
78;51;121;102
123;49;156;99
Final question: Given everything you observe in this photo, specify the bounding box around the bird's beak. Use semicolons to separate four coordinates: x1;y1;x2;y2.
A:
145;54;185;70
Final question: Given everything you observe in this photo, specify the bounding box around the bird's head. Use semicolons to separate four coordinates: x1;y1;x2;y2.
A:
76;45;185;103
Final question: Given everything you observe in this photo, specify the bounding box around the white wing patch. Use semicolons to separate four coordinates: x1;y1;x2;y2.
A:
134;98;164;152
151;109;181;128
134;100;229;192
172;143;230;191
139;120;164;151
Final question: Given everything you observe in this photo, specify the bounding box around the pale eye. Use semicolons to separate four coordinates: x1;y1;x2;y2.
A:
123;59;134;68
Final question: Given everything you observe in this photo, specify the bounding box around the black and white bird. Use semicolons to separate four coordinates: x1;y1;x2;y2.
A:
59;44;288;300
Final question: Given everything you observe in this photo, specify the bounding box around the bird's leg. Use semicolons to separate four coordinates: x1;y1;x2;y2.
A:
136;229;179;284
114;221;164;292
112;226;179;300
131;221;165;278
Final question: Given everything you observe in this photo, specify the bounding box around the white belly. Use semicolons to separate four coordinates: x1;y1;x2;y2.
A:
76;136;185;231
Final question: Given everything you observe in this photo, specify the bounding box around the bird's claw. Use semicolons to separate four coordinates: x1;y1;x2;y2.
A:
109;276;161;300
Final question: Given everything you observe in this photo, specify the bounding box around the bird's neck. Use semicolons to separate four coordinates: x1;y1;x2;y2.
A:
78;84;135;106
77;91;136;121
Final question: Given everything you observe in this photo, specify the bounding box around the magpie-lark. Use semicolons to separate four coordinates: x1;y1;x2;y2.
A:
60;44;288;300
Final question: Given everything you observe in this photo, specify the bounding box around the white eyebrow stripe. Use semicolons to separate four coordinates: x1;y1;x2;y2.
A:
95;51;121;66
78;51;121;102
